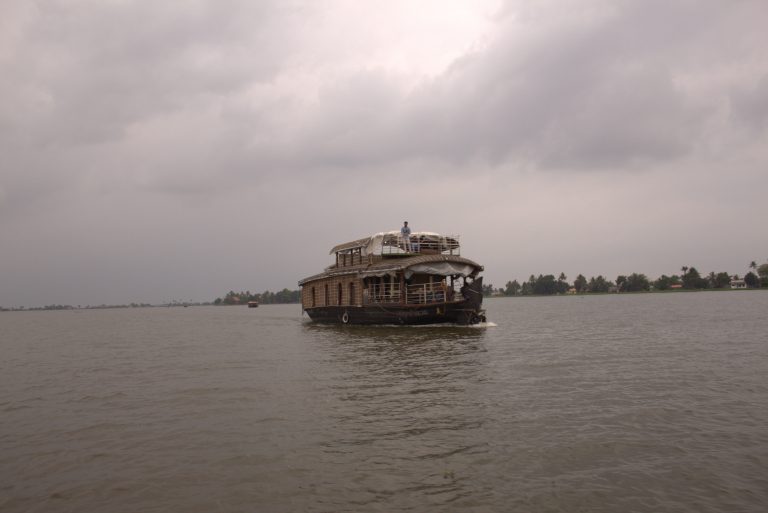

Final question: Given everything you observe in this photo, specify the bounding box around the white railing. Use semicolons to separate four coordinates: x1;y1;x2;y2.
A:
381;234;461;256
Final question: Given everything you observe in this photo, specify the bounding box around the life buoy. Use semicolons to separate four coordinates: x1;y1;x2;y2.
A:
341;311;349;324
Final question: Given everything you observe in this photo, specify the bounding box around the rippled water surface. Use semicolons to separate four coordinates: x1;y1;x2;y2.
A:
2;292;768;512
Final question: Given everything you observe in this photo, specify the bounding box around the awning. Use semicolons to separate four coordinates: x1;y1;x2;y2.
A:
404;262;476;279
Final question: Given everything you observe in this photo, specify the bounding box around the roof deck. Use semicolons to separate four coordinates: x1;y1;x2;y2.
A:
326;232;461;271
330;231;461;258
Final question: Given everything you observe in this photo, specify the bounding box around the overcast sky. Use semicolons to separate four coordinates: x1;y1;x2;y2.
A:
1;0;767;306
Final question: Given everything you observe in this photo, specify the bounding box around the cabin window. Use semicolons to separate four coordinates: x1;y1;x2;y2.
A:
311;286;316;307
349;282;355;306
324;284;329;306
337;283;343;306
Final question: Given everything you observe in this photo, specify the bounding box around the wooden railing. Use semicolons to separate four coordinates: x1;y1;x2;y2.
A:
364;282;460;305
406;282;453;304
364;283;401;304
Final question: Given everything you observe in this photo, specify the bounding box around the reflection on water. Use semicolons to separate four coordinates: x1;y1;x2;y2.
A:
302;321;488;343
299;322;493;509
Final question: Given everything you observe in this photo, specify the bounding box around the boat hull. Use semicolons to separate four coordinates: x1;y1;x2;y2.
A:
304;277;485;325
304;302;485;325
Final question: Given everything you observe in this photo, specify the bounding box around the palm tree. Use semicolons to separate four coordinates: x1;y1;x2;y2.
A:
750;261;757;272
681;266;688;276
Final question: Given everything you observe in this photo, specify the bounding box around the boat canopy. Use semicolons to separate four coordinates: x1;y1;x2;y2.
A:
329;231;460;256
404;261;475;279
360;261;477;279
299;254;481;285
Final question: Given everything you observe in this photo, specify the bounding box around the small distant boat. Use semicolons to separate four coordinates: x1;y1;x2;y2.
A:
247;301;259;308
299;230;486;325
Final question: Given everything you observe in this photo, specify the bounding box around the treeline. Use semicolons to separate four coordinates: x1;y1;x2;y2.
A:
483;262;768;297
2;303;161;311
214;289;301;305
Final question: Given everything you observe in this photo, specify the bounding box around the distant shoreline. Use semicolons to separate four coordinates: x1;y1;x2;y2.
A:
4;288;766;312
0;301;302;312
486;288;767;298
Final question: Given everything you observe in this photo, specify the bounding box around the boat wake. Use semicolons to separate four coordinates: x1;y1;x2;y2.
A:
469;321;497;328
396;321;497;328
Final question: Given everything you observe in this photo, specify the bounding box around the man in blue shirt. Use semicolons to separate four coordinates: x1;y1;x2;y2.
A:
401;221;413;252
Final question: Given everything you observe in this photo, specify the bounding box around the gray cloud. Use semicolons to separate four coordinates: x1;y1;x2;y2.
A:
0;0;300;212
731;74;768;131
4;0;765;196
245;0;767;174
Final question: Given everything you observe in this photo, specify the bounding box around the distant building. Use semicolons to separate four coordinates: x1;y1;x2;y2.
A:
730;279;747;289
670;284;683;289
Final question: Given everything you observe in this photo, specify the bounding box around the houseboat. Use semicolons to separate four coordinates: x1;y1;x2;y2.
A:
299;231;486;325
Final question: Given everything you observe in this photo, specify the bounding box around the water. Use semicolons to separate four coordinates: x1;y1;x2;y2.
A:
2;292;767;512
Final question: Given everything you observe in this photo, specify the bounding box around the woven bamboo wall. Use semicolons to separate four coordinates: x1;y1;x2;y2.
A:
301;276;363;308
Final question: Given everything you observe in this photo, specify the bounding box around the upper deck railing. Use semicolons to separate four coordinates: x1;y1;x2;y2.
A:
380;234;461;256
328;232;462;270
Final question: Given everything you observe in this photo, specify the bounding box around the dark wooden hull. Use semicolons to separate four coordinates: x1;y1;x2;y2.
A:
304;302;483;325
304;278;485;325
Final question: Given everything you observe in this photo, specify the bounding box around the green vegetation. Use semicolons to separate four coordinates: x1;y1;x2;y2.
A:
1;302;159;312
213;289;301;305
759;263;768;287
485;260;768;297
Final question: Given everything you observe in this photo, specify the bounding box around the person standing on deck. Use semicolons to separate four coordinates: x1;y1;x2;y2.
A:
401;221;413;252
